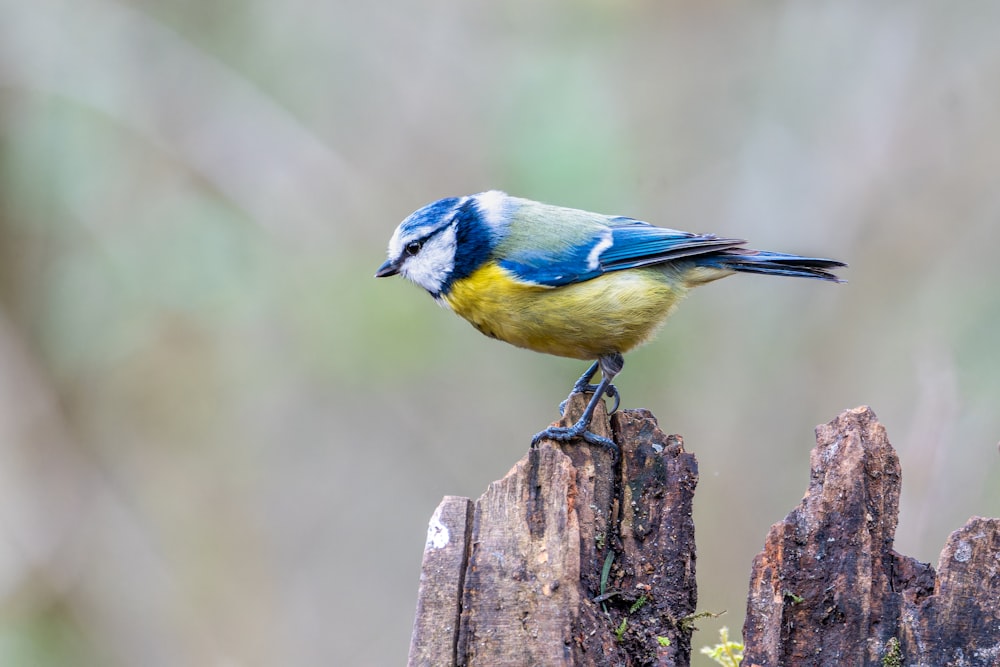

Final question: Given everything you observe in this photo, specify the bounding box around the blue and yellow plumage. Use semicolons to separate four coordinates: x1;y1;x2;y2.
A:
376;191;845;449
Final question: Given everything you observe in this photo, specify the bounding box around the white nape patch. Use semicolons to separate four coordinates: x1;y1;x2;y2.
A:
400;222;457;294
426;505;450;549
473;190;510;230
587;228;614;271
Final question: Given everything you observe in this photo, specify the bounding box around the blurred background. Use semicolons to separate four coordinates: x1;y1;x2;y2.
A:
2;0;999;664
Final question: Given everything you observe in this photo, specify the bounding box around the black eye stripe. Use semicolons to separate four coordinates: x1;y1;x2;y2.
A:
403;220;454;258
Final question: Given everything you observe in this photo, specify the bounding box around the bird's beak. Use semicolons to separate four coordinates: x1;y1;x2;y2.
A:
375;258;401;278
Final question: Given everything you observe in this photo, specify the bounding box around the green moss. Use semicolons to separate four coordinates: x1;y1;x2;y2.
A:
882;637;903;667
782;590;805;604
614;618;628;642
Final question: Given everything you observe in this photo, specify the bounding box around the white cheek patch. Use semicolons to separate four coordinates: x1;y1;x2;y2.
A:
401;223;457;294
587;229;613;271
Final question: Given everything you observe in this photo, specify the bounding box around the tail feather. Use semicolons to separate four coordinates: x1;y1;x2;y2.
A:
702;249;846;283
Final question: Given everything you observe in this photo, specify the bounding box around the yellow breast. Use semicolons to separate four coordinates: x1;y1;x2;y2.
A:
441;262;689;360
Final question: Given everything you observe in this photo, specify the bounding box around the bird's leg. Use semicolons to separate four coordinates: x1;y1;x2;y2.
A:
533;353;624;455
558;360;600;415
558;359;621;416
603;384;621;415
599;353;623;416
572;360;601;392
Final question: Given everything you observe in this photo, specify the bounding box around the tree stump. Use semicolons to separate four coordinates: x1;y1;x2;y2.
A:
743;406;1000;667
410;403;1000;666
408;395;699;667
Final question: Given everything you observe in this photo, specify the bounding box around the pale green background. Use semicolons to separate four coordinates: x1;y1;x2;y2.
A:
1;1;999;665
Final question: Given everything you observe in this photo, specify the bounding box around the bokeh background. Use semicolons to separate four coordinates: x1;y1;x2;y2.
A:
2;1;1000;665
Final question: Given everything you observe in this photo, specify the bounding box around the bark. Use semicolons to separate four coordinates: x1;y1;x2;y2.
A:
744;406;1000;667
409;395;699;666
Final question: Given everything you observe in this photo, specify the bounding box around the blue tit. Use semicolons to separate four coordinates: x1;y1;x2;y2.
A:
376;191;845;450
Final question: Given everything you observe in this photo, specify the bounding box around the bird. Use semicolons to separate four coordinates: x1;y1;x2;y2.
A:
375;191;845;451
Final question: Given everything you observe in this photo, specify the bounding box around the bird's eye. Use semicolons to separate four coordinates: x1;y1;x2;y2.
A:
405;241;422;256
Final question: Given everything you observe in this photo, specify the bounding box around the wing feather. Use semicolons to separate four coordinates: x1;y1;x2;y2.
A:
498;216;745;287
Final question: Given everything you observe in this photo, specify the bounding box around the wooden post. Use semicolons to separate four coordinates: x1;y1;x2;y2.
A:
410;404;1000;666
408;395;699;667
743;406;1000;667
408;496;474;667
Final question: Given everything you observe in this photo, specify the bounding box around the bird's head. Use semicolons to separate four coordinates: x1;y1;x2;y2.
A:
376;191;511;297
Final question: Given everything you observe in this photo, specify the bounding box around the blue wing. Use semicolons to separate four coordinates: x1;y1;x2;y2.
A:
599;218;745;271
498;216;745;287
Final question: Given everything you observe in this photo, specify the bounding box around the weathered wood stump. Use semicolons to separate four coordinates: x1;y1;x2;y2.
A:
744;406;1000;667
410;403;1000;666
408;395;699;667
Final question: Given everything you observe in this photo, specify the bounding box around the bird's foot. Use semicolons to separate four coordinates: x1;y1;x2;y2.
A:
542;355;622;461
531;421;619;461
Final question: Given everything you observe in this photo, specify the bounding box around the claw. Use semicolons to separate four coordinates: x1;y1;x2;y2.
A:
531;423;619;463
